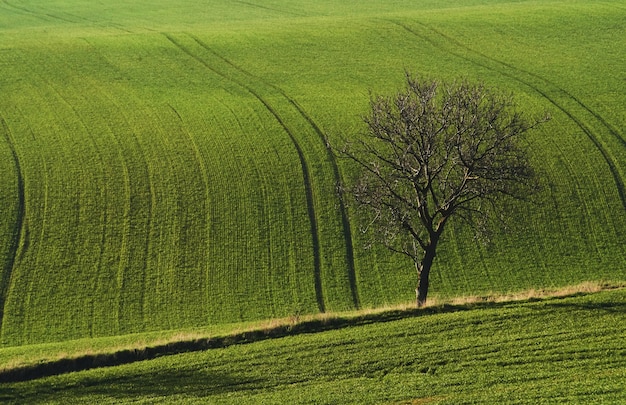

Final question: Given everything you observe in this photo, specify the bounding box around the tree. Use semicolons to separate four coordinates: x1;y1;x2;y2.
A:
338;74;549;307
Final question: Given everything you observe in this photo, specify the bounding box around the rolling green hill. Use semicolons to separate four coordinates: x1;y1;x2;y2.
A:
1;288;625;403
0;0;625;346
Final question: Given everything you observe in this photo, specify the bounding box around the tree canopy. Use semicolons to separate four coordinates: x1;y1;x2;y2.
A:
339;74;548;306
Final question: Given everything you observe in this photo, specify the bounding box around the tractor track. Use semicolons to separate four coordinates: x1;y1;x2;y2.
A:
1;0;52;22
1;0;133;33
186;33;360;309
163;33;326;312
232;0;306;17
34;41;152;334
0;116;24;332
2;0;78;24
390;19;626;213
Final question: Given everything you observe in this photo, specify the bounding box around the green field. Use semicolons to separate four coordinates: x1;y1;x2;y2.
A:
0;0;625;352
1;288;624;403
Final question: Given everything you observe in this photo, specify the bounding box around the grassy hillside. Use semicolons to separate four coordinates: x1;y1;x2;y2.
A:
1;288;624;403
0;0;625;345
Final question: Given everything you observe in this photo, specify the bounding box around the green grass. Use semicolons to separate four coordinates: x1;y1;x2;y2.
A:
0;282;613;379
1;288;624;403
0;0;625;346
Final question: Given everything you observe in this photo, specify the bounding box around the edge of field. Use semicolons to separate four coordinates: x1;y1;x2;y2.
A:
0;280;623;383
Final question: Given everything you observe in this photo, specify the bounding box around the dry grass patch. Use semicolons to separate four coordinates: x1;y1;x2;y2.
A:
0;281;622;381
445;280;622;306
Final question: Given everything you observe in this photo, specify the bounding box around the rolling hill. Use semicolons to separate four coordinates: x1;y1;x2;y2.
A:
0;0;625;347
1;287;625;403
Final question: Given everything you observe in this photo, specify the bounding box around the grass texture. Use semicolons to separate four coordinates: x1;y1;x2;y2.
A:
0;0;625;345
0;288;624;403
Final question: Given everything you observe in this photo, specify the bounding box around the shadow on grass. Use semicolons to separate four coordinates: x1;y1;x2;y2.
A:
535;300;626;313
0;368;260;404
1;288;623;384
0;304;474;384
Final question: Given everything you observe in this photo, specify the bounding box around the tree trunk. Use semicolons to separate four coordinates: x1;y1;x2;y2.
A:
416;238;439;307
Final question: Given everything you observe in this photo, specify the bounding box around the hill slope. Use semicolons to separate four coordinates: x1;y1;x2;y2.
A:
0;0;625;345
1;288;625;403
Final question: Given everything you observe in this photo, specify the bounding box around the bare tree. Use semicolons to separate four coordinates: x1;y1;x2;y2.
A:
338;74;549;307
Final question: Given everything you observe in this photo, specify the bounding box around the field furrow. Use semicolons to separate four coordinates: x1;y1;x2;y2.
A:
166;104;212;323
421;17;626;264
103;95;155;335
3;0;77;24
0;117;24;334
387;16;626;289
0;0;624;346
164;33;342;313
163;33;326;312
75;81;132;337
11;50;134;340
420;19;626;210
181;32;360;312
391;18;626;207
254;78;360;309
32;66;124;339
0;0;49;22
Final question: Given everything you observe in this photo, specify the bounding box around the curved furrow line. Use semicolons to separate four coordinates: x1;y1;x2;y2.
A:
421;22;626;150
78;40;146;334
557;91;625;148
116;105;154;333
548;136;604;257
3;0;131;33
23;37;132;336
0;117;25;332
232;0;307;17
167;104;211;319
187;33;360;309
208;93;292;319
150;102;214;327
1;0;50;22
7;61;95;343
2;0;77;24
141;104;197;329
32;1;135;33
278;98;359;309
390;19;626;213
78;83;133;336
163;33;325;313
235;91;326;312
5;105;46;344
167;105;210;205
85;79;152;333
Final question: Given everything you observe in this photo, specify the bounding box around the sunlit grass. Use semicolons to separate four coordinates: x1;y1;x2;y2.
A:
1;288;624;403
1;281;621;379
0;0;624;346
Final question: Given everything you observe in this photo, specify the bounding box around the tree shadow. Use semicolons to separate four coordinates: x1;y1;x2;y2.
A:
1;288;622;385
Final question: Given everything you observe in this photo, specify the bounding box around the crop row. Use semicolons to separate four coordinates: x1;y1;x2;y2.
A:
0;0;624;344
2;289;624;403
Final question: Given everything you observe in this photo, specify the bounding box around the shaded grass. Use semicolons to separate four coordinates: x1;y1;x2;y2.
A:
0;281;621;383
1;287;624;403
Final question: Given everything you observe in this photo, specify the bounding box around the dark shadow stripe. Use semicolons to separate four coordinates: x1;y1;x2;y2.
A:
188;33;358;309
390;19;626;212
1;288;621;383
163;34;325;312
0;117;24;331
